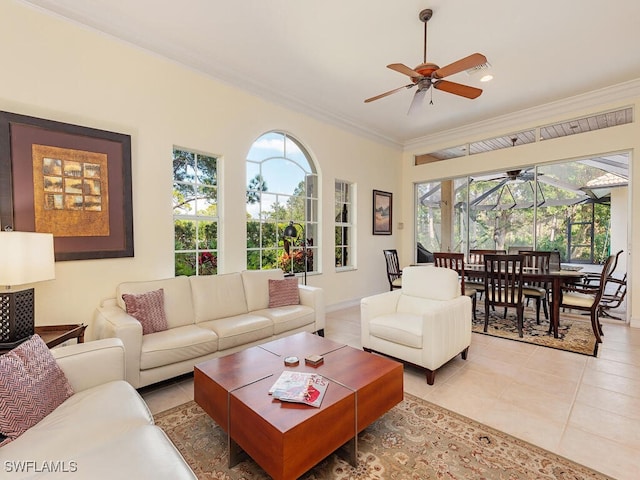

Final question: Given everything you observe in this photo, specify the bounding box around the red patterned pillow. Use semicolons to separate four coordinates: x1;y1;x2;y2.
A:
268;278;300;308
0;334;74;442
122;288;168;335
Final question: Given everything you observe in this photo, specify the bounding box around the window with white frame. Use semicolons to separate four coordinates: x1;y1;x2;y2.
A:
173;147;218;276
335;180;355;269
246;131;318;277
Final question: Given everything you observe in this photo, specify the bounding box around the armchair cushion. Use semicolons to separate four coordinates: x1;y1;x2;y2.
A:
368;313;423;348
401;266;460;300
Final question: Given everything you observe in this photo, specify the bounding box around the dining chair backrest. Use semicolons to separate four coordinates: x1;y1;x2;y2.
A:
549;251;561;271
383;249;402;290
520;251;551;272
591;254;616;306
469;249;506;265
433;252;466;292
483;254;524;308
508;246;533;255
608;249;624;279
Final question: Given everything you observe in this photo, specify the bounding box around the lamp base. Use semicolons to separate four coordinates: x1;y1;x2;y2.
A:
0;288;35;349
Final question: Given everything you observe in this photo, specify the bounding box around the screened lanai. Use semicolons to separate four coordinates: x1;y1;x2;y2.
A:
415;152;629;266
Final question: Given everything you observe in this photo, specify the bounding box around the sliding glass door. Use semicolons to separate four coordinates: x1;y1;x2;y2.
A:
415;153;628;264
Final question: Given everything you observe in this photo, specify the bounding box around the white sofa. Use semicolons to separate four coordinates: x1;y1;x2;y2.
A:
0;338;196;479
361;266;472;385
94;269;325;388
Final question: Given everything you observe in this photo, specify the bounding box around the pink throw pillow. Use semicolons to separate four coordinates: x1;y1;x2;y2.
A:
0;334;74;442
268;278;300;308
122;288;168;335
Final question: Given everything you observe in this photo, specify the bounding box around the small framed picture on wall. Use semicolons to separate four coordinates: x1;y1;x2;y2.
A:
372;189;392;235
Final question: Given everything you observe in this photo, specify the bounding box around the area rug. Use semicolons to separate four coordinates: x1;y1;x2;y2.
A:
472;308;598;356
154;394;613;480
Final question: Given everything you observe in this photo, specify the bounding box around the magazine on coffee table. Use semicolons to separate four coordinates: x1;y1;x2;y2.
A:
269;371;328;407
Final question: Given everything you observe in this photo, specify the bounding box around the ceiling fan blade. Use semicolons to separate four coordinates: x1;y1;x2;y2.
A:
387;63;422;79
433;80;482;99
364;84;414;103
432;53;487;79
407;89;427;115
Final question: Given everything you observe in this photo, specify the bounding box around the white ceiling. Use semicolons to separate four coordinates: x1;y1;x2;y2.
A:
19;0;640;146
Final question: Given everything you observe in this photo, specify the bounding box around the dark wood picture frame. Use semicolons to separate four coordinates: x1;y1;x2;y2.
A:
0;111;133;261
372;189;392;235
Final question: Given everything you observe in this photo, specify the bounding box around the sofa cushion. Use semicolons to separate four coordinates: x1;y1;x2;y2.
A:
122;288;169;334
241;269;285;311
190;272;248;323
254;305;315;335
0;380;181;476
0;334;74;442
198;314;273;351
268;277;300;307
369;313;423;349
117;276;195;329
63;425;196;480
140;325;219;370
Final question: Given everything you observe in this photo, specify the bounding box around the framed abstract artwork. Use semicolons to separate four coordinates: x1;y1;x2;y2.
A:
372;189;392;235
0;111;133;260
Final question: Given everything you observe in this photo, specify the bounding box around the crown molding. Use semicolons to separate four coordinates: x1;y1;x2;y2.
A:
403;78;640;153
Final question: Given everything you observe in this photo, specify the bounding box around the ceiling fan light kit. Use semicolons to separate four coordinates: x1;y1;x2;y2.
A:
365;8;488;113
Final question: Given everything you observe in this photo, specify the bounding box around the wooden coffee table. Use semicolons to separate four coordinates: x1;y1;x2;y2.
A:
194;332;403;480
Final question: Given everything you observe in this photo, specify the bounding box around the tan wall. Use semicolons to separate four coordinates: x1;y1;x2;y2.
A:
0;2;402;337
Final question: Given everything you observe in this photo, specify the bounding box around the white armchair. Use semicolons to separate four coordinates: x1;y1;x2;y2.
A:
361;266;472;385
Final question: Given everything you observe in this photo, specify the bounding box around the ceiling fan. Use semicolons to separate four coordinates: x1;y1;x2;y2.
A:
365;8;487;113
485;139;539;183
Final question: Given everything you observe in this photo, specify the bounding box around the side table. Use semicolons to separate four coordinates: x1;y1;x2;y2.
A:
0;324;86;354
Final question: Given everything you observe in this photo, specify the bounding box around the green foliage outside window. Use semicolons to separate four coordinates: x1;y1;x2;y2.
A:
173;148;218;276
246;132;318;274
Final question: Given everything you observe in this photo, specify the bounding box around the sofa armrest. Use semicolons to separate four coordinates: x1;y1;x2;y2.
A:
52;338;125;393
299;285;325;331
360;291;401;348
93;299;143;388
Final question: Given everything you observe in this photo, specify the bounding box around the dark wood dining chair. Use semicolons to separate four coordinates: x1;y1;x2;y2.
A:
559;254;615;344
598;273;627;320
548;251;561;271
466;249;506;299
483;254;525;337
583;249;623;287
383;249;402;291
433;252;477;320
520;250;551;324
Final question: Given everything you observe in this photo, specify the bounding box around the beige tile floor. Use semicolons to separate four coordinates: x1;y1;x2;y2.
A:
141;305;640;480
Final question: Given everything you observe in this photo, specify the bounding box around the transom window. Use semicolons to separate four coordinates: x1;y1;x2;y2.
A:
246;132;318;277
173;148;218;276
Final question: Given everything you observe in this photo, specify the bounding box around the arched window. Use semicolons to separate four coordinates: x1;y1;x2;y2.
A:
246;132;318;278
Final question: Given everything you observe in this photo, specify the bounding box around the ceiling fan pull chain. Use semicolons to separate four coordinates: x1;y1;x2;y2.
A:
430;88;434;105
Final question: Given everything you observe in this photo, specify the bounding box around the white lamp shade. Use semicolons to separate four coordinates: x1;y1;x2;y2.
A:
0;232;56;287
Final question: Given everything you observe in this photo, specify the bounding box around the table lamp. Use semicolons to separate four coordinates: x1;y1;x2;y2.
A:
0;230;55;349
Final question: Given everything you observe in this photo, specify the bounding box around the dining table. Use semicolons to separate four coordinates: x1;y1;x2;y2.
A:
465;264;585;338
